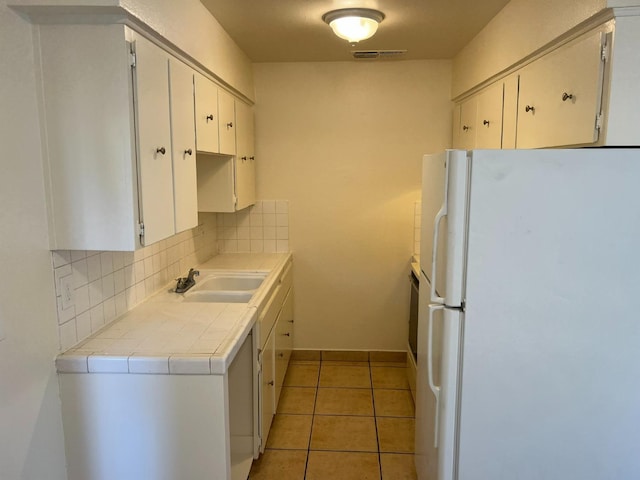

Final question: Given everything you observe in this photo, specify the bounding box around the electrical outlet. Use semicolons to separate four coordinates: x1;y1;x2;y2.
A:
60;274;74;311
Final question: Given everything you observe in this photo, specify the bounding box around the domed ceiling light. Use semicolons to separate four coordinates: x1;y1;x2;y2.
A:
322;8;385;44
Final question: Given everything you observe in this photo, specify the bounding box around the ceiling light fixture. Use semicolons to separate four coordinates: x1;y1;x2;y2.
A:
322;8;385;44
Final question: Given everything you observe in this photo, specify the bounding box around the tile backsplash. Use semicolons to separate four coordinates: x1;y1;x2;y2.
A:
51;213;218;351
50;201;291;352
218;200;290;254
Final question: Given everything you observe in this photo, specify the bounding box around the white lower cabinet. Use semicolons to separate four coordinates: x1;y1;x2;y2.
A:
255;258;293;453
258;328;276;453
36;24;199;250
59;332;255;480
274;290;294;408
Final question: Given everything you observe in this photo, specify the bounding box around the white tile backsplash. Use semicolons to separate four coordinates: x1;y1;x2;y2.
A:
414;200;421;257
52;213;218;351
218;200;290;254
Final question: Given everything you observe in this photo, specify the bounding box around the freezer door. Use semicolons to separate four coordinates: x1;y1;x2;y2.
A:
420;150;468;307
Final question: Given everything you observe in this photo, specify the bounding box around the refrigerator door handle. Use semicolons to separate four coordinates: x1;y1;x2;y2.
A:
428;303;443;449
431;205;446;304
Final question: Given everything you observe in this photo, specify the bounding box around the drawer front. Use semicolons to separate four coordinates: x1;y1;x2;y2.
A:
274;288;294;407
258;259;293;348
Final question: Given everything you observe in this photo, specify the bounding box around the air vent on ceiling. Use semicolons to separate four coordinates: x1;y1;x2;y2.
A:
351;49;407;60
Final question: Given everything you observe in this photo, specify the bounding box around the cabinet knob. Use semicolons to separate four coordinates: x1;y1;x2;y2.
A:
278;353;284;358
462;125;470;131
483;120;490;126
525;105;535;113
288;320;294;323
206;114;214;121
227;122;233;128
562;92;574;102
156;147;166;155
184;148;193;156
268;380;274;386
283;332;291;337
241;156;247;161
249;156;255;161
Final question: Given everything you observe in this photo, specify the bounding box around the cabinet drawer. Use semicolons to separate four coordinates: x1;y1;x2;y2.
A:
258;259;293;348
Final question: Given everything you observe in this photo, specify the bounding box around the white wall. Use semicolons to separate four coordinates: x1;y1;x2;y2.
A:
0;2;68;479
253;60;452;351
452;0;606;97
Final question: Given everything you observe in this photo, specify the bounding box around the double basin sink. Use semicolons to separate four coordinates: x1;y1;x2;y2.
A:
182;271;268;303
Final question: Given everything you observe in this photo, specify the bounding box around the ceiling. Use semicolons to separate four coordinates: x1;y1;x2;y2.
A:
199;0;510;63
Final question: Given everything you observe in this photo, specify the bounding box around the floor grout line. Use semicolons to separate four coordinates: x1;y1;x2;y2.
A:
256;357;414;479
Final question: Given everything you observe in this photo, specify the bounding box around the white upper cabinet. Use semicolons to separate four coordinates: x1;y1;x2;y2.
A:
235;101;256;211
475;81;504;149
456;96;478;150
36;25;200;250
169;58;198;234
133;34;175;246
516;29;607;149
218;89;237;155
194;73;220;154
197;97;256;213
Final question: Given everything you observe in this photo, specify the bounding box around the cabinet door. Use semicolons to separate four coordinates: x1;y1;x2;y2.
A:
259;329;275;453
194;73;219;153
274;288;294;409
475;82;504;149
502;74;519;149
517;30;606;148
452;104;462;149
169;59;198;233
235;101;256;210
458;96;478;150
218;89;237;155
133;34;175;246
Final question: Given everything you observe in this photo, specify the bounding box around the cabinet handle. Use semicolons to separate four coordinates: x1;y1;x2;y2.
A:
268;380;274;386
462;125;470;131
227;122;233;128
206;114;214;121
525;105;535;113
562;92;573;102
249;156;255;161
184;148;193;156
483;120;490;126
156;147;166;155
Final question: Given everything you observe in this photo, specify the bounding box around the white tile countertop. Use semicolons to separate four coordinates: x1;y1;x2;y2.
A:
56;253;291;376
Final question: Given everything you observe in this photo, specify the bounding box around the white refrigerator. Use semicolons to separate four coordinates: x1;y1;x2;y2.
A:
415;149;640;480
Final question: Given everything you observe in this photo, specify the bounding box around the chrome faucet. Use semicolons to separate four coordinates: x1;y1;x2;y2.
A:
175;268;199;293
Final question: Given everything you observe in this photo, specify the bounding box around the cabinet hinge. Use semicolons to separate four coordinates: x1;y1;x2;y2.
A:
601;43;608;62
595;113;603;132
138;222;145;241
130;51;137;68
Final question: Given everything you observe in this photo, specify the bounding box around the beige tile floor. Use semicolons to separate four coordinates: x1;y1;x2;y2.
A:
249;352;417;480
